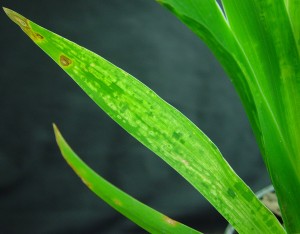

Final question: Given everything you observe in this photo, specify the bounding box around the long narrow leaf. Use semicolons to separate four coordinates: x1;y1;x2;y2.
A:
156;0;265;154
53;124;202;234
4;8;285;233
219;1;300;232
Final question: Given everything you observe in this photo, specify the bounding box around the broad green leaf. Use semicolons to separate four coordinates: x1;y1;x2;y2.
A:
219;1;300;232
53;124;202;234
157;1;300;232
156;0;265;154
4;8;285;233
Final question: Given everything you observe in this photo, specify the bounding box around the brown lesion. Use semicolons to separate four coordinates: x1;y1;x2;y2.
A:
60;55;72;67
163;216;178;226
3;7;29;29
3;8;44;42
34;33;44;40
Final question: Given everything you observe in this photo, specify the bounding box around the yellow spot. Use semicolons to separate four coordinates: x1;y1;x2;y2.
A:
3;8;44;42
113;198;123;206
60;55;72;67
15;16;28;27
81;178;92;188
180;159;189;166
3;8;29;29
163;216;178;226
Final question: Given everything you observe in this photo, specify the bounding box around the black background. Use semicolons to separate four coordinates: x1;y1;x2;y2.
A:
0;1;271;233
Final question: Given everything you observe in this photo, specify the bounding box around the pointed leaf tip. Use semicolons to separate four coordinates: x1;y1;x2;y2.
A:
3;7;15;21
53;123;59;137
2;7;10;15
53;127;203;234
52;123;58;133
53;124;67;150
3;7;30;30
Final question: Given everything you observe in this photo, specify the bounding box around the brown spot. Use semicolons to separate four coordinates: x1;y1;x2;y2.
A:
34;33;44;40
163;216;178;226
4;8;29;29
15;16;29;28
60;55;72;67
113;198;123;206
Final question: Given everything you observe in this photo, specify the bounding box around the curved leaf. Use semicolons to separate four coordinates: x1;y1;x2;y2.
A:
53;124;202;234
157;1;300;232
156;0;264;154
219;1;300;232
4;8;285;233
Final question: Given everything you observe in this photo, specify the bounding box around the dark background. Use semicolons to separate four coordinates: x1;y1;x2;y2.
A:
0;1;271;233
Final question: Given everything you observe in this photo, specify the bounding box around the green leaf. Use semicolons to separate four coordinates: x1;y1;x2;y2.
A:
157;1;300;232
53;124;202;234
156;0;264;154
219;1;300;232
4;8;285;233
285;0;300;54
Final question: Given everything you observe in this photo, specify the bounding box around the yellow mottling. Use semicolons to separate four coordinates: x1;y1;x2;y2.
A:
15;16;27;27
180;159;189;166
163;216;178;226
70;50;78;56
86;82;98;92
113;198;123;206
3;8;45;42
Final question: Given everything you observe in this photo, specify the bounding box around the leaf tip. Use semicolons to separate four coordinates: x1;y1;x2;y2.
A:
3;7;12;16
53;123;63;146
52;122;59;136
3;7;29;29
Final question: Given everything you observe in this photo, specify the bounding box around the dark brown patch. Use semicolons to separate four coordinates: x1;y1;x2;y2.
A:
60;55;72;67
34;33;44;40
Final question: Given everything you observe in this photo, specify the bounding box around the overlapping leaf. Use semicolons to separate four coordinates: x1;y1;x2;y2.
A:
219;1;300;232
158;1;300;232
4;8;285;233
156;0;264;152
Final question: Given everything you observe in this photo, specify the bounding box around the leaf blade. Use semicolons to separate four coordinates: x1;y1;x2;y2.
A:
5;8;285;233
53;124;202;234
284;0;300;54
219;1;300;232
156;0;266;154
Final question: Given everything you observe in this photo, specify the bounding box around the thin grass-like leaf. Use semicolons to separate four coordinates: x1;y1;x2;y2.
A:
156;0;264;153
4;8;285;233
53;124;202;234
219;1;300;232
157;1;300;232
